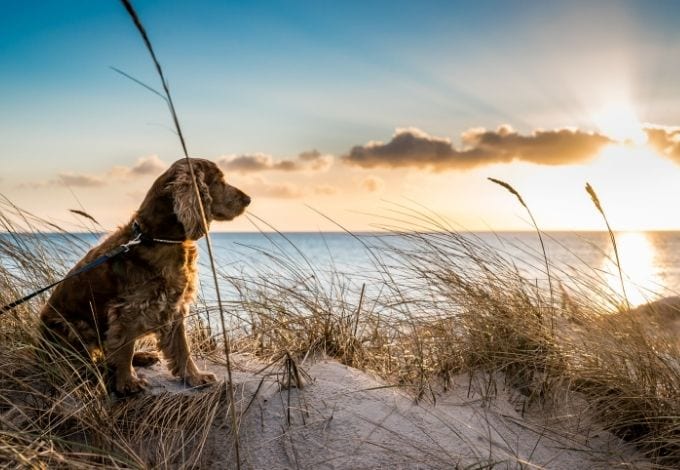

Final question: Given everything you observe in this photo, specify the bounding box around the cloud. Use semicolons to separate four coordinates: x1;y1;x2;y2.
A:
128;154;168;176
217;153;283;172
342;126;613;171
298;150;334;171
56;172;106;187
109;155;168;178
19;172;106;189
360;175;385;193
314;184;338;195
19;156;168;189
462;125;613;165
218;150;333;174
236;175;337;199
245;176;305;199
644;126;680;162
126;190;146;201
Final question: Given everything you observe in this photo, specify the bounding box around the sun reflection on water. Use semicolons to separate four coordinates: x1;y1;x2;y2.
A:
602;232;662;306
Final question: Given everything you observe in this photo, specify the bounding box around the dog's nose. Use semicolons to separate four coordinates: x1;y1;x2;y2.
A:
242;194;251;206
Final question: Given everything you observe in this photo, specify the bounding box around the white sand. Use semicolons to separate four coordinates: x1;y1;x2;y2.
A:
139;355;648;469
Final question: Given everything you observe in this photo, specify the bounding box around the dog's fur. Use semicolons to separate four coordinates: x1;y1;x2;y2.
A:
40;158;250;395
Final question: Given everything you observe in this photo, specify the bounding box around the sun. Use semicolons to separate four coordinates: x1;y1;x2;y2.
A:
602;231;662;305
592;101;647;145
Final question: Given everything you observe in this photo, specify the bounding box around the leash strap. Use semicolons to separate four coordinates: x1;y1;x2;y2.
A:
0;236;142;314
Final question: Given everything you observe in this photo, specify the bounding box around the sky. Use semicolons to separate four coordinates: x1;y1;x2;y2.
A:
3;0;680;232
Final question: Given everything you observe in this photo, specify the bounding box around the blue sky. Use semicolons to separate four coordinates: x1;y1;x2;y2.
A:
3;1;680;231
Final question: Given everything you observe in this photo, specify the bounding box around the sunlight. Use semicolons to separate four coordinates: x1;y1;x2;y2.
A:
602;231;662;305
592;101;647;145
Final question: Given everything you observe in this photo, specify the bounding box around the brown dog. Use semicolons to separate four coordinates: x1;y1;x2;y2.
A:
40;158;250;395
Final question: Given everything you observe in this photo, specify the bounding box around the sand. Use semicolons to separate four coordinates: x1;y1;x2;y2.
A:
139;355;649;469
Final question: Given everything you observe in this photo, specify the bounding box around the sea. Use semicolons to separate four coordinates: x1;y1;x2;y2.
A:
3;231;680;309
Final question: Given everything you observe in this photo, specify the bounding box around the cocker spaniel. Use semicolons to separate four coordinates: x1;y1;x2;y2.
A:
40;158;250;395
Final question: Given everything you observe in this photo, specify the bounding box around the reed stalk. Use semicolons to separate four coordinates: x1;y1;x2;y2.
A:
488;178;554;327
585;182;629;310
119;1;241;466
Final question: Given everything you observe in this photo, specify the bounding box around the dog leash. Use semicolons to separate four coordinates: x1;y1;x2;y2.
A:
0;221;184;314
0;236;143;314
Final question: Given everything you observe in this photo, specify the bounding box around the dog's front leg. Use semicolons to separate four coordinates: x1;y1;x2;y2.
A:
159;316;216;387
105;317;148;395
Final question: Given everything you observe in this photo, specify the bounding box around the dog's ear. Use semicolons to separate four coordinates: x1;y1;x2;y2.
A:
169;162;213;240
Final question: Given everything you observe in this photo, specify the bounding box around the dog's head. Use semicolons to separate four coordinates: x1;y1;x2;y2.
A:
140;158;250;240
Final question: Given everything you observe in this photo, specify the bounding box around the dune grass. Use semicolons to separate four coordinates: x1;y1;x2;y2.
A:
0;198;678;467
224;207;680;467
0;203;236;468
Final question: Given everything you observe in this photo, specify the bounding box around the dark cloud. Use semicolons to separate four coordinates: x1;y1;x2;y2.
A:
218;153;284;172
644;126;680;162
463;125;613;165
342;126;613;171
218;150;333;174
298;150;321;161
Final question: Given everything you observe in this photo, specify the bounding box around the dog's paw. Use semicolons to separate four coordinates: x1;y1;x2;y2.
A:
115;375;149;397
185;371;217;388
132;351;161;368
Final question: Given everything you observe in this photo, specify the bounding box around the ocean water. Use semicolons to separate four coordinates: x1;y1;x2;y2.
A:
213;231;680;306
2;231;680;308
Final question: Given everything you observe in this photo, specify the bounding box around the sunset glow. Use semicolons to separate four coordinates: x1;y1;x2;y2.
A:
592;102;647;146
602;231;662;305
3;1;680;232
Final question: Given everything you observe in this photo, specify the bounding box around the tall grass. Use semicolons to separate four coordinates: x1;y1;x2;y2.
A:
586;182;631;310
0;204;237;468
226;205;680;466
0;196;678;467
488;178;554;317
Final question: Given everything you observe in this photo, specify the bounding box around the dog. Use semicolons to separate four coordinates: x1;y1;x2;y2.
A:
40;158;250;395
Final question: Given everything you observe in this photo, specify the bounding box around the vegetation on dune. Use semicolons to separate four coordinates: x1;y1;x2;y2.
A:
0;203;236;468
228;205;680;467
1;196;677;468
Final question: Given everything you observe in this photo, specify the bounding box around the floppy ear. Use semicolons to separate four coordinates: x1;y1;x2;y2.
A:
170;163;213;240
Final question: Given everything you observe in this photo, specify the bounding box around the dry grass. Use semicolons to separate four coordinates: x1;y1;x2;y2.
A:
0;198;678;467
0;203;236;469
225;207;680;467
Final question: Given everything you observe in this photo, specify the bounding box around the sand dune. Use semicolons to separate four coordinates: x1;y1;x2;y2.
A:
141;356;648;469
